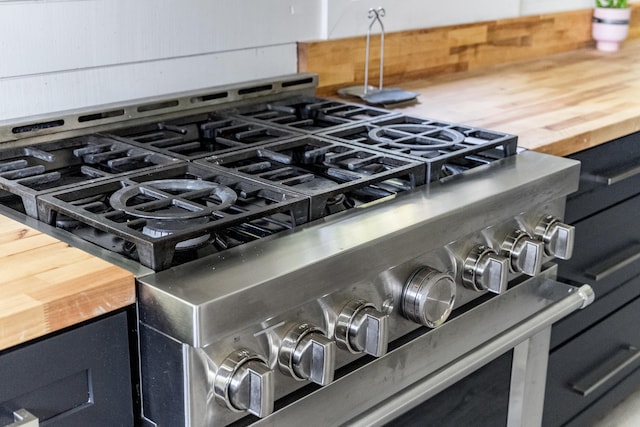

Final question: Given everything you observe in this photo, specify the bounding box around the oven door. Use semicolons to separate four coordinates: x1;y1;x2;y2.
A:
249;266;593;427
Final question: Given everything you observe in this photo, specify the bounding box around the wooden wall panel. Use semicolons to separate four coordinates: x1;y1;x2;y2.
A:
299;6;640;96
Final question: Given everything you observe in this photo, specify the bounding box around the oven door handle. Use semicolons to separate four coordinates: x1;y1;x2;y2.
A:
344;284;594;427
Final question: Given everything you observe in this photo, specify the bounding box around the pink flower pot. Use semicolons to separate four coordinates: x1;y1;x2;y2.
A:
592;7;631;51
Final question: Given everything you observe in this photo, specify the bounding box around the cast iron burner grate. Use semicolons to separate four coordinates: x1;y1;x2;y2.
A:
320;115;518;182
227;96;397;133
110;112;301;160
196;135;426;220
36;163;310;271
0;135;182;218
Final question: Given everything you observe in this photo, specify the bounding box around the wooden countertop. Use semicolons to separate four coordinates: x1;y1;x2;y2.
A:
380;38;640;156
0;215;135;351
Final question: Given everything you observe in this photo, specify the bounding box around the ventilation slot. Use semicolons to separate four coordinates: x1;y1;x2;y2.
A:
238;84;273;95
282;77;314;88
137;100;180;113
78;109;125;123
191;92;229;104
12;120;65;134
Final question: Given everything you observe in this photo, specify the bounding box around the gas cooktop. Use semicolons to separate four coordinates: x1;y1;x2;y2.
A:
0;74;518;270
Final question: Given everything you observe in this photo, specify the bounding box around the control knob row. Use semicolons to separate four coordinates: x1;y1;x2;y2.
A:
213;301;390;419
212;217;574;418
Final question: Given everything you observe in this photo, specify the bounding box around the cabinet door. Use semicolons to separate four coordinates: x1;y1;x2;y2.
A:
0;311;134;427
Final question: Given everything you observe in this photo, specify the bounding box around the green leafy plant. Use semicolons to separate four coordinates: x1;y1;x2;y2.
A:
596;0;629;7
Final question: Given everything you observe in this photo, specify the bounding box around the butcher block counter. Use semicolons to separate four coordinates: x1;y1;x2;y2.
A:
0;214;135;351
365;38;640;157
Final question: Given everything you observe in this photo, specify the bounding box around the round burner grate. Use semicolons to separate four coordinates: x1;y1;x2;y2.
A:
109;179;237;220
368;124;465;151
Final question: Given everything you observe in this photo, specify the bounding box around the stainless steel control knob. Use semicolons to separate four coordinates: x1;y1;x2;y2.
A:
401;267;456;328
335;299;389;357
279;322;336;386
534;215;575;260
501;229;544;276
213;349;274;418
463;245;509;294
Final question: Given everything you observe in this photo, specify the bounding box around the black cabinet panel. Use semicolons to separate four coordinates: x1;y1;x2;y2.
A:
559;194;640;305
546;132;640;425
544;296;640;427
566;132;640;223
0;311;134;427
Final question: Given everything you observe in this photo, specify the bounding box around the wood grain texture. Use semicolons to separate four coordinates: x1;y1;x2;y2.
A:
299;6;640;97
379;38;640;156
0;215;135;350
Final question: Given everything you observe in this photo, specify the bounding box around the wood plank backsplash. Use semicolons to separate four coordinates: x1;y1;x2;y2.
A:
299;6;640;96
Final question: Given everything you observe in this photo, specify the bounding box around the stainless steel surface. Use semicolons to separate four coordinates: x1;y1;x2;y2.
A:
334;299;389;357
535;215;575;260
507;328;551;427
213;350;274;418
0;73;318;147
502;230;544;276
277;322;335;386
572;345;640;397
6;410;39;427
249;274;593;426
462;245;509;293
138;150;581;347
401;267;456;328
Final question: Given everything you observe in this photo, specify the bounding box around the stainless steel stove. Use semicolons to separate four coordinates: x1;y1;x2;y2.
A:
0;73;593;427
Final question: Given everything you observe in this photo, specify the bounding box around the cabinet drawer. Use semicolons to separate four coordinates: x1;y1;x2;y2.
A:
0;311;134;427
551;273;640;349
543;295;640;426
566;131;640;223
558;193;640;299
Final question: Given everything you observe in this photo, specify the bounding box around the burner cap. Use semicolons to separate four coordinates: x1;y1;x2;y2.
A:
142;217;211;250
368;124;464;151
109;179;237;220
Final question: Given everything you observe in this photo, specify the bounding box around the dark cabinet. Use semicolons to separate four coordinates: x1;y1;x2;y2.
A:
544;132;640;426
0;311;134;427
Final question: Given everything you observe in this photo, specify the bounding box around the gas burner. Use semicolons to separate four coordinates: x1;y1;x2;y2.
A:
320;115;519;183
229;96;396;133
367;124;465;152
108;179;238;250
143;218;211;250
197;135;426;219
0;135;181;218
111;113;300;160
109;179;238;220
37;163;310;270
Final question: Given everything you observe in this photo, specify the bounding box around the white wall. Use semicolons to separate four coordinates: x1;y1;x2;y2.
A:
0;0;322;121
1;0;636;121
324;0;640;39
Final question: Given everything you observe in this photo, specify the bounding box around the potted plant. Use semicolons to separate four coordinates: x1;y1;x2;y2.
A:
593;0;631;51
